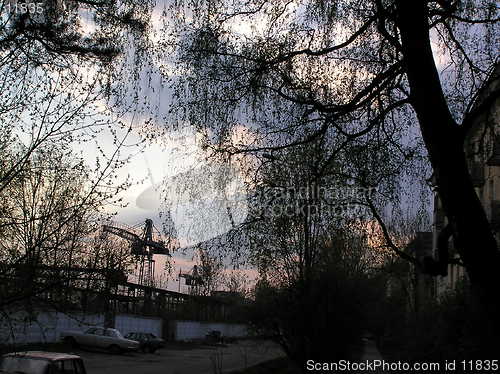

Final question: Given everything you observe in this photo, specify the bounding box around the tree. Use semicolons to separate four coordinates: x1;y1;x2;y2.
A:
190;245;224;296
163;0;500;340
248;226;384;365
0;145;127;314
222;270;250;297
0;0;151;195
0;0;148;314
236;139;388;365
244;140;384;286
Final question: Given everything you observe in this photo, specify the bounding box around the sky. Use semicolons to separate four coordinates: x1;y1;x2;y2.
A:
65;0;472;293
80;119;254;292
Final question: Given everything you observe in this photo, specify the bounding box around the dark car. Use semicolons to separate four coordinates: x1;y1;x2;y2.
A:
205;330;223;344
123;332;165;353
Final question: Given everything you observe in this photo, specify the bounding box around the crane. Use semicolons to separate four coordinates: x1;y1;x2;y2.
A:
102;219;171;288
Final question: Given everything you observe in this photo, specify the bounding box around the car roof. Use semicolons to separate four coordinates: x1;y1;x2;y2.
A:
2;351;81;361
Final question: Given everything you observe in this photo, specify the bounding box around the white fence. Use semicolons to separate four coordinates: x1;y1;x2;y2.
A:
0;311;162;345
0;311;249;345
169;320;248;341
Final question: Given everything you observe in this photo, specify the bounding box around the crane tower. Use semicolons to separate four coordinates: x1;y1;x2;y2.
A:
102;219;170;287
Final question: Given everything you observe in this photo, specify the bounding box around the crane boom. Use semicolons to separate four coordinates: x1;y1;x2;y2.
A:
102;225;141;243
102;223;170;256
102;219;171;288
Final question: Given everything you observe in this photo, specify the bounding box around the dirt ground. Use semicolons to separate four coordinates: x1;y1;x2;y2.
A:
73;340;284;374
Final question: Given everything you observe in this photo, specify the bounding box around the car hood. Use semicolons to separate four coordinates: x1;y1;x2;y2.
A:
124;339;140;344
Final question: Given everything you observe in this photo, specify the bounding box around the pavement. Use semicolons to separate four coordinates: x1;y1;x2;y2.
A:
76;340;285;374
360;339;400;374
360;338;383;360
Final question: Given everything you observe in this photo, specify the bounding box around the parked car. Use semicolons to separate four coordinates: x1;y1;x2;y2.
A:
123;332;165;353
205;330;223;344
60;327;139;354
0;351;86;374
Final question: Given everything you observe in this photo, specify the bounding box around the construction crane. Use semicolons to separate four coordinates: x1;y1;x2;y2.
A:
102;219;171;288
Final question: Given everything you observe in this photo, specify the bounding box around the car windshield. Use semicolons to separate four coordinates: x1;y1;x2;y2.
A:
0;356;49;374
105;329;122;338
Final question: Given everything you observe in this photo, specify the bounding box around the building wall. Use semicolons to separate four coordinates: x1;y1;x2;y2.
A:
169;320;248;341
0;311;162;345
433;64;500;297
0;310;249;345
115;314;163;338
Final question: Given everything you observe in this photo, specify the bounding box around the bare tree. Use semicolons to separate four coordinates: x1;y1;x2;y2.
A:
0;0;151;315
0;145;128;313
161;0;500;335
0;0;152;195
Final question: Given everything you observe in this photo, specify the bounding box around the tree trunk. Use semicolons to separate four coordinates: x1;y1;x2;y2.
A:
396;0;500;347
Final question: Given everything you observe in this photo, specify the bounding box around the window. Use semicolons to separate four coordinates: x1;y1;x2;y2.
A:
93;328;104;336
52;359;84;374
105;329;122;338
74;360;85;374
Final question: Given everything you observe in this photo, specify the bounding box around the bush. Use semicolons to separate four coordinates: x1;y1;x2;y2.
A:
380;277;498;362
249;267;377;369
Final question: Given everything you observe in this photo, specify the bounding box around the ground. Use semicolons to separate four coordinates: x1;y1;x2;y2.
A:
1;337;386;374
72;340;283;374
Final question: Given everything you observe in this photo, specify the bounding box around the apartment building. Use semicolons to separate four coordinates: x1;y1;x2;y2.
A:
433;63;500;296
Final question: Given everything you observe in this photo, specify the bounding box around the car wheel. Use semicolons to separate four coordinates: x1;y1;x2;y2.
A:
108;345;121;354
148;347;156;354
65;337;79;349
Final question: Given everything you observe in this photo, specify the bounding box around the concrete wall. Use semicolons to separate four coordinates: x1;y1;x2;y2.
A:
0;311;162;345
169;320;248;341
115;314;162;338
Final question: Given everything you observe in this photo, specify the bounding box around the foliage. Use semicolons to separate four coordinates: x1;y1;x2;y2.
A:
160;0;500;337
191;245;225;296
166;0;497;145
250;236;384;367
0;145;128;312
0;0;148;315
380;277;498;362
0;0;153;196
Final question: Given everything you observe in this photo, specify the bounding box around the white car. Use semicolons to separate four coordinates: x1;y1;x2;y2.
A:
0;351;86;374
60;327;139;354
